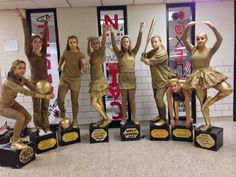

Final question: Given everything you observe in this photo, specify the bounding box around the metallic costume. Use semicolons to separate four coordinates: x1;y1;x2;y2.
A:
183;23;232;131
111;31;142;125
145;47;175;126
166;78;191;128
57;50;86;128
0;74;34;143
89;47;108;98
88;37;111;127
22;18;50;131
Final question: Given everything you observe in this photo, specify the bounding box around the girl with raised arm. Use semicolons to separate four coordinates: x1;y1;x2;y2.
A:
87;24;111;127
182;21;232;131
17;9;53;136
110;23;144;125
141;35;175;126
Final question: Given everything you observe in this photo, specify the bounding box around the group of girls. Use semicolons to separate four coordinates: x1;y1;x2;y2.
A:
0;9;231;150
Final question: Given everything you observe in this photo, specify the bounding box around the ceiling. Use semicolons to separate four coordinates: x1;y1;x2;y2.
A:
0;0;231;10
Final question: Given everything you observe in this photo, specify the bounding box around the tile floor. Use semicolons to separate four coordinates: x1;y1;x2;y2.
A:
0;117;236;177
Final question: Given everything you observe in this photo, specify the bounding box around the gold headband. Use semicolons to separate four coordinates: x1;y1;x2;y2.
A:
169;78;179;84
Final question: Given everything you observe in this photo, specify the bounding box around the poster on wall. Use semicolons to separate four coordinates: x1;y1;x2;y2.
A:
166;3;196;122
26;9;60;124
97;6;128;127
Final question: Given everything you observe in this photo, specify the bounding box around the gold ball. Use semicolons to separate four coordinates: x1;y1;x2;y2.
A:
59;118;71;129
35;80;51;94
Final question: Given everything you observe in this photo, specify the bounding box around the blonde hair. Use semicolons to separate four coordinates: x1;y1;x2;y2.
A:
169;78;179;84
90;36;100;42
9;59;26;73
168;74;180;85
196;32;208;41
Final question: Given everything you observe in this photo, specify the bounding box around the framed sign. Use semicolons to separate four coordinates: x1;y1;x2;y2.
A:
97;6;129;127
166;3;196;123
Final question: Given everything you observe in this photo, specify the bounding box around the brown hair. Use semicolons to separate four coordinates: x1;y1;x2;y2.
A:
66;35;79;50
31;35;42;43
120;35;132;57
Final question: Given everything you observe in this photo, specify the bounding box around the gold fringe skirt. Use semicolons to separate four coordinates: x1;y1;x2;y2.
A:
89;77;108;97
183;67;228;90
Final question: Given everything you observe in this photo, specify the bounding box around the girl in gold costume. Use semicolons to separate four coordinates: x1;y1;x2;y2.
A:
0;60;52;149
87;24;111;127
57;35;88;128
182;21;232;131
166;77;191;128
17;9;53;136
110;22;144;125
141;35;175;126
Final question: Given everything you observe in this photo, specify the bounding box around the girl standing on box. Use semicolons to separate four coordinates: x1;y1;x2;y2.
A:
182;21;232;131
110;22;144;125
0;60;52;149
87;24;111;127
57;35;88;128
141;35;175;126
17;9;53;136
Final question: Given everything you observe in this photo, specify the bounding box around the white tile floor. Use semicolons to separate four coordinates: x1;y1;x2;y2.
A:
1;117;236;177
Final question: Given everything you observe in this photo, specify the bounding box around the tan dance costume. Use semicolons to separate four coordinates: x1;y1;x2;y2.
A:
183;21;232;131
89;47;108;98
57;50;86;127
0;73;34;144
111;30;142;125
88;42;111;127
21;18;50;131
145;47;175;125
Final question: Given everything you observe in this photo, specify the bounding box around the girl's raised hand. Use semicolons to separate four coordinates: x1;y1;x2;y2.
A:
186;21;197;28
202;21;215;28
16;8;24;19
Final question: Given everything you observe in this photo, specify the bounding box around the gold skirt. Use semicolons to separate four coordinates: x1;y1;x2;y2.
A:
89;77;108;97
118;72;136;89
183;67;228;90
59;75;81;91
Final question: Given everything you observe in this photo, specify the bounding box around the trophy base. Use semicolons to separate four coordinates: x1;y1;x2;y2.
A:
58;127;80;146
29;131;57;154
0;142;35;168
150;121;170;141
171;120;193;142
120;120;140;141
194;126;223;151
89;123;109;143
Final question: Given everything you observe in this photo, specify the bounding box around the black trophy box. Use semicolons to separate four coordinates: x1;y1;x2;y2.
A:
150;121;170;141
0;142;35;168
89;123;109;143
57;127;81;146
194;126;223;151
171;120;193;142
120;120;140;141
29;131;57;154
